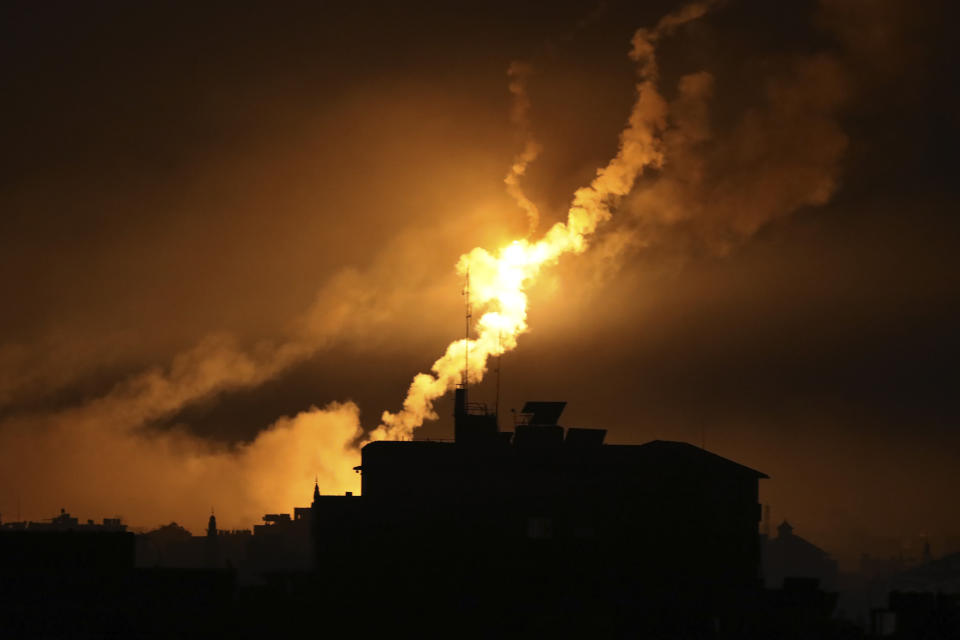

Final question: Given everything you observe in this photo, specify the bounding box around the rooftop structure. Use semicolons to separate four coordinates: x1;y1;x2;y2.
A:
315;392;769;632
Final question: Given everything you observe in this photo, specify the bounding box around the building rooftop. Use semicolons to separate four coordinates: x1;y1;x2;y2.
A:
360;437;768;479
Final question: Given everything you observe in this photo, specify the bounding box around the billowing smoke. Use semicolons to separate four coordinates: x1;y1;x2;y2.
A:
583;2;851;268
0;330;365;528
504;61;543;234
0;247;444;529
368;2;714;442
0;392;362;528
606;56;848;260
0;0;859;532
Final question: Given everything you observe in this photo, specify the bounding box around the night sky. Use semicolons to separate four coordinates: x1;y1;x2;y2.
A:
1;0;957;566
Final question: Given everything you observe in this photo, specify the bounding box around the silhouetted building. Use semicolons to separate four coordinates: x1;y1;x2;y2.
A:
0;507;128;533
326;389;769;634
136;521;199;566
885;551;960;594
247;506;313;573
137;518;254;572
855;550;960;627
871;591;960;639
0;508;140;636
0;523;134;575
765;520;839;590
747;577;843;638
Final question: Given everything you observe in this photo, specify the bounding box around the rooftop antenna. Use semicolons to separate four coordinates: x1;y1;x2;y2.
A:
494;331;503;425
462;268;471;404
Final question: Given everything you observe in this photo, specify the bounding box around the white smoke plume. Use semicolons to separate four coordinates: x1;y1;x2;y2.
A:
504;61;543;234
0;328;365;530
0;255;428;529
603;15;850;263
0;0;856;532
368;2;715;442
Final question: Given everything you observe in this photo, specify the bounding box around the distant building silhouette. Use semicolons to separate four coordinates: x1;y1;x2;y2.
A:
764;520;839;590
866;550;960;604
245;505;313;574
205;511;218;568
135;504;317;577
0;507;127;533
0;507;140;636
871;591;960;638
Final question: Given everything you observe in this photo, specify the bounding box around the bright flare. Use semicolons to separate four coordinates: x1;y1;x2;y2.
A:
366;1;712;443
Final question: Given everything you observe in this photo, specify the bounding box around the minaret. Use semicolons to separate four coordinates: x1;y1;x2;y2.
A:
777;520;793;540
310;478;321;572
204;508;219;568
207;508;217;538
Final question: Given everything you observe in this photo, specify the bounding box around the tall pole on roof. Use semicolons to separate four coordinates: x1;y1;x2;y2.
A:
462;268;471;405
494;331;502;425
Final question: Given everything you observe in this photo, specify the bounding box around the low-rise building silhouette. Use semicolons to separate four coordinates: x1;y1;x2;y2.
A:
4;395;878;636
764;520;839;590
0;507;127;533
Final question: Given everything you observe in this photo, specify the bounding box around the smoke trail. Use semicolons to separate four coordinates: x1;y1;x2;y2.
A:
595;6;850;265
0;0;855;530
369;2;713;442
504;61;543;234
0;200;522;529
0;393;362;530
0;265;401;529
0;331;365;530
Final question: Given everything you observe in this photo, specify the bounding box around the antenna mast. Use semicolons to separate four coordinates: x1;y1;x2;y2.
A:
462;269;471;404
494;332;502;424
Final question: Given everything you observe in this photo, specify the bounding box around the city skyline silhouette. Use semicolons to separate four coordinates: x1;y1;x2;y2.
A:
1;0;958;637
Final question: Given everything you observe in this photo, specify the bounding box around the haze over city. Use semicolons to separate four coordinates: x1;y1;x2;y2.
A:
1;0;957;572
